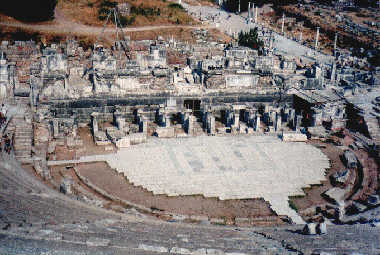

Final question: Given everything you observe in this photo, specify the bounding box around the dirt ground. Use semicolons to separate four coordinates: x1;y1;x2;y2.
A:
76;161;277;221
291;130;379;217
291;139;347;214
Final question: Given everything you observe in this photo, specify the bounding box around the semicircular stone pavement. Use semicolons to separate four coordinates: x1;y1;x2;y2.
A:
81;135;330;224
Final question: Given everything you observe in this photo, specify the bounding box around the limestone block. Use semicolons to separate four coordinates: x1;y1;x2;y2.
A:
138;244;168;253
156;127;175;138
34;124;50;145
189;215;209;221
217;127;227;134
210;218;224;225
235;217;250;226
323;187;346;205
282;132;307;142
129;133;147;144
86;237;110;247
94;131;111;146
170;247;192;254
116;137;130;148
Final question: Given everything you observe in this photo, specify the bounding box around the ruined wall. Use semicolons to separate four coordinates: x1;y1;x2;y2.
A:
44;94;290;125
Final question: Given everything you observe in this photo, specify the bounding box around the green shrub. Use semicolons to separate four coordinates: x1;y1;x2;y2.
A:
288;200;298;212
98;15;108;21
130;5;160;16
100;0;117;8
98;0;117;21
238;28;264;51
168;3;184;10
98;7;109;15
118;15;135;27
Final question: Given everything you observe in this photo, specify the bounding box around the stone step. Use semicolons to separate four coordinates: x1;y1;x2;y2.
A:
14;135;32;140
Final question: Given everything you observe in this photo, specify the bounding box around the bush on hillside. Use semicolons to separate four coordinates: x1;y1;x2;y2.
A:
0;0;57;22
100;0;117;8
238;28;264;51
130;5;161;16
168;3;184;10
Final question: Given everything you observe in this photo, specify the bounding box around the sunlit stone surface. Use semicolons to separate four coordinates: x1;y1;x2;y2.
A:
82;136;329;223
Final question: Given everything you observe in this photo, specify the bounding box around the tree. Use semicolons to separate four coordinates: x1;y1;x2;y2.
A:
238;28;264;51
0;0;57;22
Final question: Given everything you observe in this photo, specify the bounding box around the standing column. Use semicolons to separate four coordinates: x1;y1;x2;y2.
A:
315;27;320;50
116;116;125;131
247;2;251;22
255;115;260;131
234;111;240;128
186;115;194;136
281;13;285;34
165;114;171;127
255;6;258;23
53;119;59;138
334;32;338;57
252;3;255;21
275;113;282;131
331;62;336;82
91;114;98;134
238;0;241;13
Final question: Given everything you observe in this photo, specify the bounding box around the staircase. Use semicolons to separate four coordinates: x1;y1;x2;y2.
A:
11;112;33;164
192;121;204;136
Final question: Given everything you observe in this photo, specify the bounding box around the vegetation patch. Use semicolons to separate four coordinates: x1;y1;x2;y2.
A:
237;28;264;52
288;199;298;212
168;3;185;10
56;0;194;27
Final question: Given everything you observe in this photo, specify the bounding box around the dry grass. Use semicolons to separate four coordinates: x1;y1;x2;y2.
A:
57;0;103;26
0;25;222;49
125;27;194;41
57;0;196;27
0;25;98;49
183;0;216;6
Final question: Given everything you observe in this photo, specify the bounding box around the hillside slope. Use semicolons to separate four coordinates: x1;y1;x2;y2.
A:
57;0;196;27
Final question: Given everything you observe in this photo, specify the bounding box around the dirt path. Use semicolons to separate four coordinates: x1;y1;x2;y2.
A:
0;8;211;36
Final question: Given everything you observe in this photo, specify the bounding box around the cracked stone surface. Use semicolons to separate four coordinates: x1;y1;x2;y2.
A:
82;136;329;223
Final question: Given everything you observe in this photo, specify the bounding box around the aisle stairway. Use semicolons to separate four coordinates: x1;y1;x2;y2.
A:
11;112;33;164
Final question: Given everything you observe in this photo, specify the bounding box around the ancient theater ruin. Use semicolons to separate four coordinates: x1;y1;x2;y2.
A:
0;4;379;251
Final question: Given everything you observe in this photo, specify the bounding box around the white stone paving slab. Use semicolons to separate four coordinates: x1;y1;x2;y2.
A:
81;136;330;224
